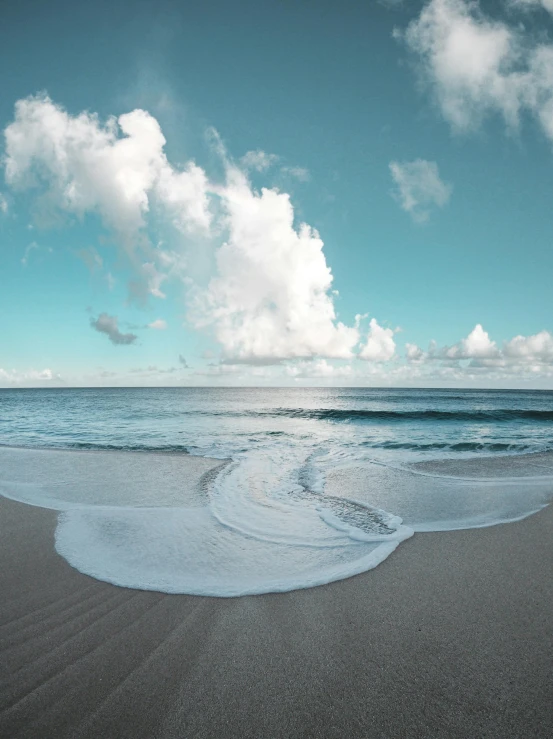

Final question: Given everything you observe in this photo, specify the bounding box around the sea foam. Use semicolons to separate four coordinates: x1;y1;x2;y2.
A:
54;506;411;597
1;444;552;597
0;446;414;596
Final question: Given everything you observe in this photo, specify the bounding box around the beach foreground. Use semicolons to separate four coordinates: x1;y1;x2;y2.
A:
1;495;552;739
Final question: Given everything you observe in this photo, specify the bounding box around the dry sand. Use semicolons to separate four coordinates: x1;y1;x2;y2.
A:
1;495;552;739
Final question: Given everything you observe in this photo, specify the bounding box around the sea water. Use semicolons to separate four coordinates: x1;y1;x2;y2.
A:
1;387;552;596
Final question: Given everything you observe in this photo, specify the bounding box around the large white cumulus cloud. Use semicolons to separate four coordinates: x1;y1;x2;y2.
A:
192;168;359;362
4;94;399;365
4;96;211;248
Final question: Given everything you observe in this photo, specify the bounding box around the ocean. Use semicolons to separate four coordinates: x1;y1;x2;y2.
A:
1;387;552;596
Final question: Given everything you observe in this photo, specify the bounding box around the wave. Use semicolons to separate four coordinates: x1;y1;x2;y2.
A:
66;442;192;453
0;441;193;454
2;437;549;457
128;407;552;423
2;438;550;462
11;407;550;429
331;393;479;402
362;440;538;452
249;408;553;423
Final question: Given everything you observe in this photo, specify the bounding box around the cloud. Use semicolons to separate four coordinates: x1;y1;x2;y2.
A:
444;323;499;359
20;240;53;267
3;94;211;253
127;261;169;304
21;241;38;267
240;150;279;172
285;359;353;379
0;193;8;214
281;166;310;182
193;362;243;377
147;319;167;330
359;319;396;361
129;365;179;375
90;313;137;345
178;354;190;369
405;325;500;363
155;162;211;234
141;262;167;298
0;367;61;387
405;342;426;362
510;0;553;15
503;329;553;362
398;0;553;141
4;95;391;366
77;246;103;273
190;166;360;363
389;159;452;222
405;324;553;374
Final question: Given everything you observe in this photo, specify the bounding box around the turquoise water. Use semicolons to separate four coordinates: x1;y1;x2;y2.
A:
1;387;552;595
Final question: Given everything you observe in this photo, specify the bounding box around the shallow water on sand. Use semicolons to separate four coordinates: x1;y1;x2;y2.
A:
1;388;552;595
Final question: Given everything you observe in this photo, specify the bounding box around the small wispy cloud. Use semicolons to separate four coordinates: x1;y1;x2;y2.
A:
128;262;167;305
90;313;137;345
77;246;103;273
179;354;190;369
148;319;167;330
129;365;179;375
240;150;279;172
281;166;310;182
21;241;53;267
379;0;404;8
21;242;39;266
389;159;452;223
0;193;8;214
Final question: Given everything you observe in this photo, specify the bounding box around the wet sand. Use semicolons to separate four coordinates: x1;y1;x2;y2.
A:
1;495;552;739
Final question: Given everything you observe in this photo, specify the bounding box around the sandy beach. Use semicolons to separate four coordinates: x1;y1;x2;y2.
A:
0;494;551;739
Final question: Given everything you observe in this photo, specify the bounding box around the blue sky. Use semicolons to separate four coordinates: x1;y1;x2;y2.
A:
1;0;553;387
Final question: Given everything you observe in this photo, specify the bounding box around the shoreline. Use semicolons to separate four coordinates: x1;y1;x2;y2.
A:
0;441;229;459
1;495;552;738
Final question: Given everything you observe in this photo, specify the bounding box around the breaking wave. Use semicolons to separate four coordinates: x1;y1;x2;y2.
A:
242;408;553;423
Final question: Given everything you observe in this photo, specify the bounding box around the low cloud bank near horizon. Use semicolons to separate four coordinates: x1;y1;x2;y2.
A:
406;324;553;373
2;323;553;388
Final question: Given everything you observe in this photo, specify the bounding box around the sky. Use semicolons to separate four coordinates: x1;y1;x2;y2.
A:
1;0;553;388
